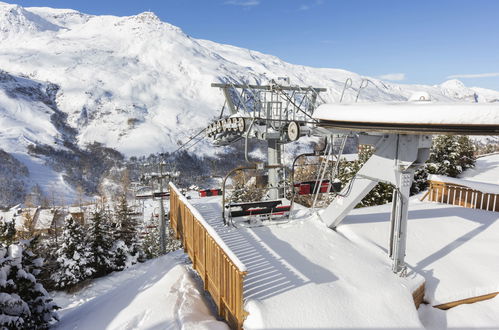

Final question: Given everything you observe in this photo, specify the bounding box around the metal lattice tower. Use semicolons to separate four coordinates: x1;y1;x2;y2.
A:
208;79;327;199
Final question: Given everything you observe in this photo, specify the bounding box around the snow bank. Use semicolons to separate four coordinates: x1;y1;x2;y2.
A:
428;174;499;195
314;102;499;125
460;153;499;185
341;197;499;305
169;183;247;271
53;251;228;330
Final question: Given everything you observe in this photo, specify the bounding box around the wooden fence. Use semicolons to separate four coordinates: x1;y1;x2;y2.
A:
423;180;499;212
169;184;247;329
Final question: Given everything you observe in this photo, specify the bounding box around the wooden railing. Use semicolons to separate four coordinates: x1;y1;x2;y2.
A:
169;183;247;329
423;180;499;212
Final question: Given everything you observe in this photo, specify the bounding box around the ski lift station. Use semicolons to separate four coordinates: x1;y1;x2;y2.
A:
169;79;499;329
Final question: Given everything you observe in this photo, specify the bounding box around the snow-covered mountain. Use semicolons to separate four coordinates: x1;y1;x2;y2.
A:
0;1;498;205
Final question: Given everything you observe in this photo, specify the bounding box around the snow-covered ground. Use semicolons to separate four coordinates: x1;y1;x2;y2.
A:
340;154;499;328
342;199;499;305
53;251;228;330
190;196;425;329
460;154;499;185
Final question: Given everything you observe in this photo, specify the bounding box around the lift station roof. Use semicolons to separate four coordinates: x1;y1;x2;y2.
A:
313;102;499;135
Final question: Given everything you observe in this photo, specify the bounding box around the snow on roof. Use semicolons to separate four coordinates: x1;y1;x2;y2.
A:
35;208;55;230
68;206;83;213
428;174;499;195
0;207;22;230
169;183;246;272
313;102;499;125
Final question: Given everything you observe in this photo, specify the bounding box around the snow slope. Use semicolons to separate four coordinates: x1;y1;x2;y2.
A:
1;1;499;157
0;70;78;201
53;250;228;330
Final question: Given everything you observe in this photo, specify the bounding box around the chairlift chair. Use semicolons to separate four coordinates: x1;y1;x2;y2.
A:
199;188;223;197
222;164;292;226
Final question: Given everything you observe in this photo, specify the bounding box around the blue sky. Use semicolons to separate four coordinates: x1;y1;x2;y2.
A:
11;0;499;90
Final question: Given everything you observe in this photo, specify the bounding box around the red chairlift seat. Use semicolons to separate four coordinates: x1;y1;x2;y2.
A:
293;180;342;195
199;189;223;197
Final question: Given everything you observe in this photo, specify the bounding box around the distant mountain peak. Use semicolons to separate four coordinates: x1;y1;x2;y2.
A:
135;11;160;22
0;1;61;36
440;79;465;89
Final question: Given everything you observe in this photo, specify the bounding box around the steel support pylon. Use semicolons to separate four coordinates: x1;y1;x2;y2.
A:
268;139;283;199
320;133;432;275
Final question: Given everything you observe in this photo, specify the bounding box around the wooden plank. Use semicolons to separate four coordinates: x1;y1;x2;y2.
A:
412;283;425;309
434;292;499;310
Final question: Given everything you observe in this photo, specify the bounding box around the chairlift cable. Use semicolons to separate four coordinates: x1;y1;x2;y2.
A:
170;127;207;155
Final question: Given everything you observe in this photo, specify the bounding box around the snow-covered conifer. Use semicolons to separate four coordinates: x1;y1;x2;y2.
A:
52;217;95;289
412;135;476;193
0;221;58;328
112;196;141;269
141;215;161;260
87;209;114;277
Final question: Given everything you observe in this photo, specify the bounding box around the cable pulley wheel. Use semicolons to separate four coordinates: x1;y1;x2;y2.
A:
237;118;245;133
287;121;300;141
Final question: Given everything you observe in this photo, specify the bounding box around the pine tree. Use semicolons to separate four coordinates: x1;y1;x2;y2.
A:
141;215;160;260
111;240;130;271
412;135;476;193
52;217;95;290
112;196;141;270
0;221;59;329
87;210;114;278
16;237;59;328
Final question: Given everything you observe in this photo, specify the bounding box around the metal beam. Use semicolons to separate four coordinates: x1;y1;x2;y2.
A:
211;83;327;93
222;87;237;114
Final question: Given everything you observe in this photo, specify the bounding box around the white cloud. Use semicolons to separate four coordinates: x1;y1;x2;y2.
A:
298;0;324;11
378;73;406;81
224;0;260;6
447;72;499;79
